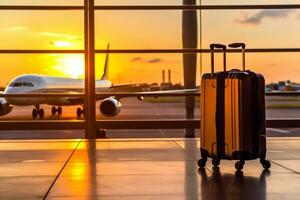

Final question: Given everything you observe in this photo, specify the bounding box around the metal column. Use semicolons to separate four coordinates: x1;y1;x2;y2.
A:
182;0;198;138
84;0;97;139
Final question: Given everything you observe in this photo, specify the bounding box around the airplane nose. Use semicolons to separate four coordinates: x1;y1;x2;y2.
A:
5;87;19;94
4;87;14;94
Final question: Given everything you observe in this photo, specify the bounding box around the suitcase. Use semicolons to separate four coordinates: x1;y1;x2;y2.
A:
198;43;271;170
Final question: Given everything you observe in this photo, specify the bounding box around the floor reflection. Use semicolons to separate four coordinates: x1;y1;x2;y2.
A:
198;167;270;200
68;141;97;198
184;139;200;200
87;141;97;197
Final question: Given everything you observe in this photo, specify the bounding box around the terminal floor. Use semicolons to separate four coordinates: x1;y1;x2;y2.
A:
0;138;299;200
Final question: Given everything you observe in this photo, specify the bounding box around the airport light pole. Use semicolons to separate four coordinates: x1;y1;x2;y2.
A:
84;0;97;139
182;0;198;138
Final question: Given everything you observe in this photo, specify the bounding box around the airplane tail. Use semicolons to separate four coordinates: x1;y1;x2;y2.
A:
101;43;110;80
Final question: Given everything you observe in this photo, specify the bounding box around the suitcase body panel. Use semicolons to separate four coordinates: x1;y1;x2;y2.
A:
201;76;218;156
201;71;266;160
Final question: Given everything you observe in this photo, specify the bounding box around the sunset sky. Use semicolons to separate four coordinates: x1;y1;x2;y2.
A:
0;0;300;86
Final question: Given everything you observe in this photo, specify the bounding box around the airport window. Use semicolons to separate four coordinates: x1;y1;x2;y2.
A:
0;3;300;199
0;2;299;139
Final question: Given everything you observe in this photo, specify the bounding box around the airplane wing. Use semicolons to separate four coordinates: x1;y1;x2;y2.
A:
134;88;199;94
110;83;139;89
67;88;199;104
29;87;199;104
95;88;199;99
34;88;84;93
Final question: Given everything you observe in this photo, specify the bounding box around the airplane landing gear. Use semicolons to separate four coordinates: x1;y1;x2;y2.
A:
96;129;107;138
51;106;62;116
57;107;62;116
32;105;44;119
32;109;38;119
76;107;84;118
51;107;56;116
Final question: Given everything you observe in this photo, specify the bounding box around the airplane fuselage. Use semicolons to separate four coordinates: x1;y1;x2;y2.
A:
4;74;112;106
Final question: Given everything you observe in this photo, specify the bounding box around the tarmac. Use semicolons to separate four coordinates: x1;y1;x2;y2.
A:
0;98;300;139
0;138;299;200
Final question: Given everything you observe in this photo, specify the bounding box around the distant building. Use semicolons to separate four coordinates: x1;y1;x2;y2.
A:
266;80;300;91
266;83;279;91
278;81;286;91
159;69;184;90
149;83;160;91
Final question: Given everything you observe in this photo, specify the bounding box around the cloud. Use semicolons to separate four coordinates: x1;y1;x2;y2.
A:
38;31;81;40
130;57;164;64
235;10;294;25
2;26;29;32
130;57;142;62
147;58;163;63
1;26;82;42
50;41;73;47
267;63;277;68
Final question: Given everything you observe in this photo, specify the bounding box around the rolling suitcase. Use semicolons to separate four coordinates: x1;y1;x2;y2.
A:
198;43;271;170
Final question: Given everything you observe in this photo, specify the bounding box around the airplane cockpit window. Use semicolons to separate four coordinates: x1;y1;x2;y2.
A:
9;82;34;87
14;82;22;87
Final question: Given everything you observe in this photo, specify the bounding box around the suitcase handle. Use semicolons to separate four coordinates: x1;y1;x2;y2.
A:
228;43;246;71
228;43;245;49
210;44;227;75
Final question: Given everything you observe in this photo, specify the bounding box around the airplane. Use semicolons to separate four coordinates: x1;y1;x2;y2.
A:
0;44;198;119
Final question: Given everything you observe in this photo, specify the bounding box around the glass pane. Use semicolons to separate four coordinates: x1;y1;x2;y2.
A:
0;11;83;49
0;0;83;6
202;0;299;5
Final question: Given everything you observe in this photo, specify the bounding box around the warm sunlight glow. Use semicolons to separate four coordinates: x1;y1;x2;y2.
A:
54;55;84;78
53;41;72;47
71;162;86;181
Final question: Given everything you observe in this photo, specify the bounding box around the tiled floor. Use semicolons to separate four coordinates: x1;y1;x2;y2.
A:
0;138;299;199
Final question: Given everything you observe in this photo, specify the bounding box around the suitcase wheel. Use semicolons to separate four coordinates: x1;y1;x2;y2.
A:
235;160;245;171
260;159;271;170
197;158;207;168
212;158;220;167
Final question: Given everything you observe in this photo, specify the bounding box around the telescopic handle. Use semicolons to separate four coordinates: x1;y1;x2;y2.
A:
210;44;227;74
210;44;227;50
228;42;246;71
228;43;245;49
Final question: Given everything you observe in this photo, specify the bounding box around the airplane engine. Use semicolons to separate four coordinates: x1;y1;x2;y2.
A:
0;98;13;116
99;97;121;117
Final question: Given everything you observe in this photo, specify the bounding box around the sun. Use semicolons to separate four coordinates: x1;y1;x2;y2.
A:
50;40;84;78
63;55;84;78
53;41;72;48
54;55;84;79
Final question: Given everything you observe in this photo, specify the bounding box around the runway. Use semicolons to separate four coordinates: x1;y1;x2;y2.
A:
0;98;200;120
0;98;299;139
